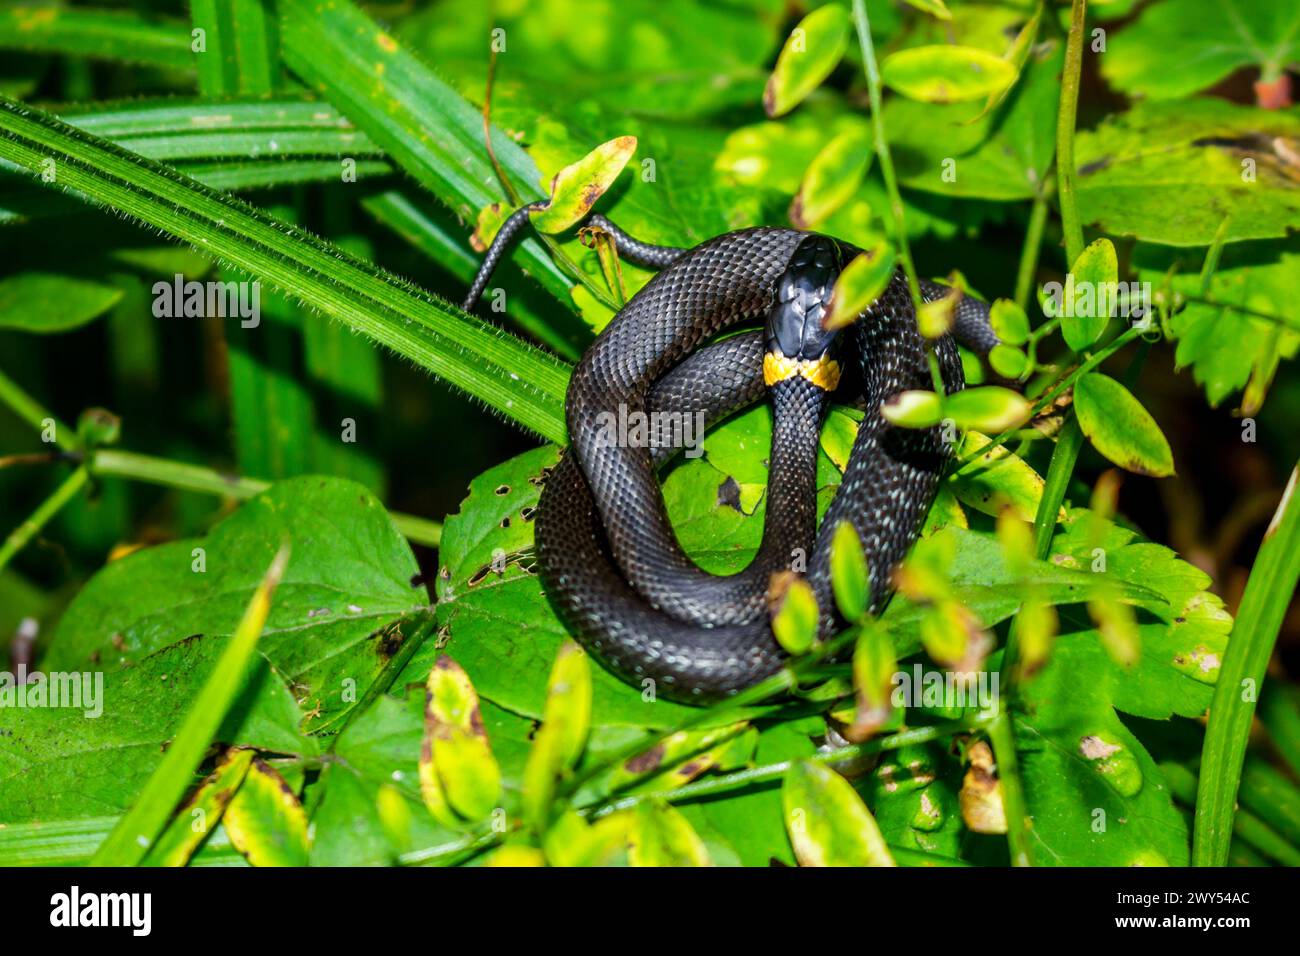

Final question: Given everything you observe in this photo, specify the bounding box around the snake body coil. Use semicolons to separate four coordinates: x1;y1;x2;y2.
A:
466;221;995;702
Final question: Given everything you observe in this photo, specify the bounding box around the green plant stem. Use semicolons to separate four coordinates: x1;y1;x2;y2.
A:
1015;187;1052;310
1056;0;1088;266
1194;465;1300;865
1165;761;1300;866
987;712;1033;866
87;448;441;547
589;719;977;814
0;467;90;576
0;367;77;452
954;325;1142;469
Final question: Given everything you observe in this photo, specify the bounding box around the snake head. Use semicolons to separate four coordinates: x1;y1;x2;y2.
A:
763;234;848;391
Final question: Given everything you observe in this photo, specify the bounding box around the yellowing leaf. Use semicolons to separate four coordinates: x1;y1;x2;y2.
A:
851;623;897;741
770;574;819;655
881;45;1017;103
628;801;712;867
485;845;547;867
1074;373;1175;477
764;4;852;117
790;128;873;228
224;758;309;867
530;136;637;234
420;656;501;826
949;430;1053;521
143;748;254;867
882;389;943;429
782;760;895;866
522;641;594;834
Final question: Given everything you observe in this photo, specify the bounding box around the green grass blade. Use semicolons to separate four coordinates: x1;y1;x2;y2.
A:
90;546;291;866
277;0;573;305
192;0;281;96
1193;464;1300;866
0;94;570;442
0;4;193;71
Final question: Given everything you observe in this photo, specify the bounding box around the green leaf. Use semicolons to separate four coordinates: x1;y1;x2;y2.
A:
141;748;254;867
881;389;943;429
1133;239;1300;410
771;576;819;655
988;344;1027;379
782;759;895;866
763;4;852;118
224;758;310;866
1074;98;1300;246
1074;373;1175;477
902;0;952;20
1060;238;1118;351
0;94;572;441
989;298;1029;346
0;4;193;70
0;271;123;333
90;547;290;865
1102;0;1300;101
1014;639;1190;866
851;623;897;739
1196;466;1300;865
790;128;873;229
530;136;638;233
42;477;429;732
830;520;870;620
881;45;1017;104
824;239;896;330
949;431;1051;521
942;386;1031;433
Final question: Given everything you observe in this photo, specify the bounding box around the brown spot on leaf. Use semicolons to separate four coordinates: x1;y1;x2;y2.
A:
625;744;666;774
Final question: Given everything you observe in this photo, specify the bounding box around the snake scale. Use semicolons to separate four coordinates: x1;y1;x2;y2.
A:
465;210;999;702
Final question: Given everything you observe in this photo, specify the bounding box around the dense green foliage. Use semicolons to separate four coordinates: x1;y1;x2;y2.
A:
0;0;1297;868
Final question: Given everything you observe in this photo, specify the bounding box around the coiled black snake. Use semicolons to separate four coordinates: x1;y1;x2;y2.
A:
465;207;999;703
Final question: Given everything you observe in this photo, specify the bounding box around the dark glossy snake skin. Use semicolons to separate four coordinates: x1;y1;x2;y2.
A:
520;229;988;701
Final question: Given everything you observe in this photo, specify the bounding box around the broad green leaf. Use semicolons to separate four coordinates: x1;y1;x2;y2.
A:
421;656;502;826
943;386;1031;433
771;576;819;655
1014;639;1190;865
764;5;851;118
42;477;429;732
949;431;1051;521
224;758;310;867
142;748;255;867
0;272;122;332
91;548;290;865
1060;239;1118;351
881;45;1016;104
790;128;873;229
881;389;943;429
1075;98;1300;246
628;801;712;867
783;759;895;866
824;240;896;330
1074;373;1175;477
1133;239;1300;410
1102;0;1300;101
884;37;1060;200
866;743;964;859
830;520;870;620
0;635;311;826
530;136;638;233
